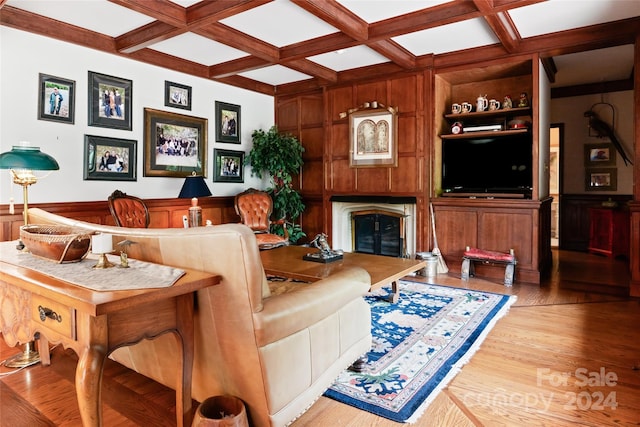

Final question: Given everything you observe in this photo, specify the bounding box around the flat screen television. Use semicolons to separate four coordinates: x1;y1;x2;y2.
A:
441;132;532;198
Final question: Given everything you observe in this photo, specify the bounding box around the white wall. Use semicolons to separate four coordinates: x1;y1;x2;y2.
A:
550;90;634;194
0;27;273;204
538;58;551;198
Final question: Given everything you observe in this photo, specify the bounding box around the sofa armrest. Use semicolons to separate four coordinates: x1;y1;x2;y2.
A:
253;266;370;347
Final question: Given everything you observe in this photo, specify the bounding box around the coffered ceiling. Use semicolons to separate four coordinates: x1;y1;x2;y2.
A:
1;0;638;95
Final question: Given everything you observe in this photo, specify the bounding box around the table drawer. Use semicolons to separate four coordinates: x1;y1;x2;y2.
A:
31;294;76;340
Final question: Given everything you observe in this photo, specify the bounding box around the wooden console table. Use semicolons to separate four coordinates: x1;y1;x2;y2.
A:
0;256;220;427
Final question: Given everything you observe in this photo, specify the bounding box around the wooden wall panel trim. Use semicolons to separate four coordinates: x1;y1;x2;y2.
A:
0;197;237;242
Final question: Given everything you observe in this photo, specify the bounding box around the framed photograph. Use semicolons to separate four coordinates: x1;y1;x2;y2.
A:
349;107;398;167
38;73;75;124
144;108;207;178
88;71;133;130
584;143;616;167
214;149;244;182
215;101;241;143
83;135;137;181
164;81;192;110
585;167;617;191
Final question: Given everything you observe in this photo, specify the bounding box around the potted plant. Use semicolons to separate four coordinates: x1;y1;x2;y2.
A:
247;126;306;243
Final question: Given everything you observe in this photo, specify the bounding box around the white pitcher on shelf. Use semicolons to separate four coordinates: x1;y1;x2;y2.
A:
476;94;488;112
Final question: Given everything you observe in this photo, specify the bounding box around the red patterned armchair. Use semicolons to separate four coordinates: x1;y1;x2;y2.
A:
108;189;150;228
234;188;289;250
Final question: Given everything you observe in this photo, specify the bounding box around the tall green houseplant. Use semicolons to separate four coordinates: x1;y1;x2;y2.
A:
248;126;305;243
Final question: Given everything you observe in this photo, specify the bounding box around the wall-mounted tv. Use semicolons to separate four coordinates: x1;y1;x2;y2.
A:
441;133;532;198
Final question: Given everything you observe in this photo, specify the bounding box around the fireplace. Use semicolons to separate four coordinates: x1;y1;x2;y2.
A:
331;196;416;258
352;210;405;257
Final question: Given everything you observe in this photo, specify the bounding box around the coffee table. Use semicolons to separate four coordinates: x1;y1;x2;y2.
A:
260;246;426;303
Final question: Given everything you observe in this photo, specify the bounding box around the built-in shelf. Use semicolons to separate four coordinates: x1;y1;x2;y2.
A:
441;128;529;139
444;106;531;120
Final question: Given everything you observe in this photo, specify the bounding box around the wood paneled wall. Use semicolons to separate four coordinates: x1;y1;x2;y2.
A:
277;71;432;251
0;197;238;242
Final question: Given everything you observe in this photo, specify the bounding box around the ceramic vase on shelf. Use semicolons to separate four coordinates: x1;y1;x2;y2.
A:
192;395;249;427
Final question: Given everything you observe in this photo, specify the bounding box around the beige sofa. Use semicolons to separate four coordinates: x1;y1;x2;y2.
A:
28;208;372;427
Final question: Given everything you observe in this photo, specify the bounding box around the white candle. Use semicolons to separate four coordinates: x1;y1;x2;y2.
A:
92;233;113;254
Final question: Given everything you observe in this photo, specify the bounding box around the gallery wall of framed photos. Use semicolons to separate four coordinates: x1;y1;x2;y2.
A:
1;26;273;204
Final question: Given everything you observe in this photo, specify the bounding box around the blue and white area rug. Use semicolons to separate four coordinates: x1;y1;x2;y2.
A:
324;280;516;423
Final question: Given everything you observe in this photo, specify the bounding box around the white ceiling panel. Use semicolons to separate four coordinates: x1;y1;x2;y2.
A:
337;0;452;23
393;18;499;56
6;0;154;37
510;0;640;38
168;0;202;7
552;44;635;87
308;45;391;71
239;65;312;86
221;1;339;48
149;33;248;66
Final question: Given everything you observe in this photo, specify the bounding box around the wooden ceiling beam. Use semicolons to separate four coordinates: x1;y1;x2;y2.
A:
473;0;520;53
186;0;271;26
367;39;416;69
194;23;279;62
215;74;275;96
108;0;186;27
112;0;270;53
127;47;210;78
209;56;272;79
116;21;186;54
368;2;481;40
285;58;338;82
280;32;360;61
291;0;368;41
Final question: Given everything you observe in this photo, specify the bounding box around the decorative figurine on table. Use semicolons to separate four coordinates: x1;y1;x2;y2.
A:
303;233;344;263
117;239;137;268
517;92;529;108
503;95;513;109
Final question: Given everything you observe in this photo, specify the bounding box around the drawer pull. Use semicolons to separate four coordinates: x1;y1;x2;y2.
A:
38;305;62;323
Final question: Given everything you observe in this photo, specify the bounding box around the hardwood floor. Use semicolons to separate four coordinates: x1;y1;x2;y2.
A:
2;250;638;426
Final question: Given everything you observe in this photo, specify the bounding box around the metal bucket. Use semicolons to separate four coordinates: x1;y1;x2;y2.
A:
415;252;437;278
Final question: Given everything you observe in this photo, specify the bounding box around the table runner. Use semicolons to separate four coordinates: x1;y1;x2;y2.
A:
0;241;185;291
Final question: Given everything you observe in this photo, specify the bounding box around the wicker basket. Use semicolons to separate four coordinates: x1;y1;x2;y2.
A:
20;225;92;263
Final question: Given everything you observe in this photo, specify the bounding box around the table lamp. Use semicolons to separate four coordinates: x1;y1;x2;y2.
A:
0;141;59;368
178;171;211;227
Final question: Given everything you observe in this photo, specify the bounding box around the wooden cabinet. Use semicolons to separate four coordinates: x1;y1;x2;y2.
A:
588;208;630;258
432;56;551;283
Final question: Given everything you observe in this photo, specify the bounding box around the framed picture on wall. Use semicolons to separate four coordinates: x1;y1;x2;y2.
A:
164;81;192;110
349;107;398;167
215;101;241;143
83;135;137;181
88;71;133;130
143;108;207;177
584;142;616;167
38;73;75;124
214;149;244;182
585;167;617;191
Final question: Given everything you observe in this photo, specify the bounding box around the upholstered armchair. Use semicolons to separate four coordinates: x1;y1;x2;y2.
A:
235;188;289;250
108;189;150;228
27;208;372;427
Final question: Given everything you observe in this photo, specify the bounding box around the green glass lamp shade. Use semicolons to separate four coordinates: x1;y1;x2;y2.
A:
0;145;59;171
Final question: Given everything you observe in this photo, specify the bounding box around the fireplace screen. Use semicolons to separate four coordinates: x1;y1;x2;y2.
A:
351;210;405;257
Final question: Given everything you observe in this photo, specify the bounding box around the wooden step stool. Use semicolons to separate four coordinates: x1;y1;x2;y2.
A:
461;247;517;286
